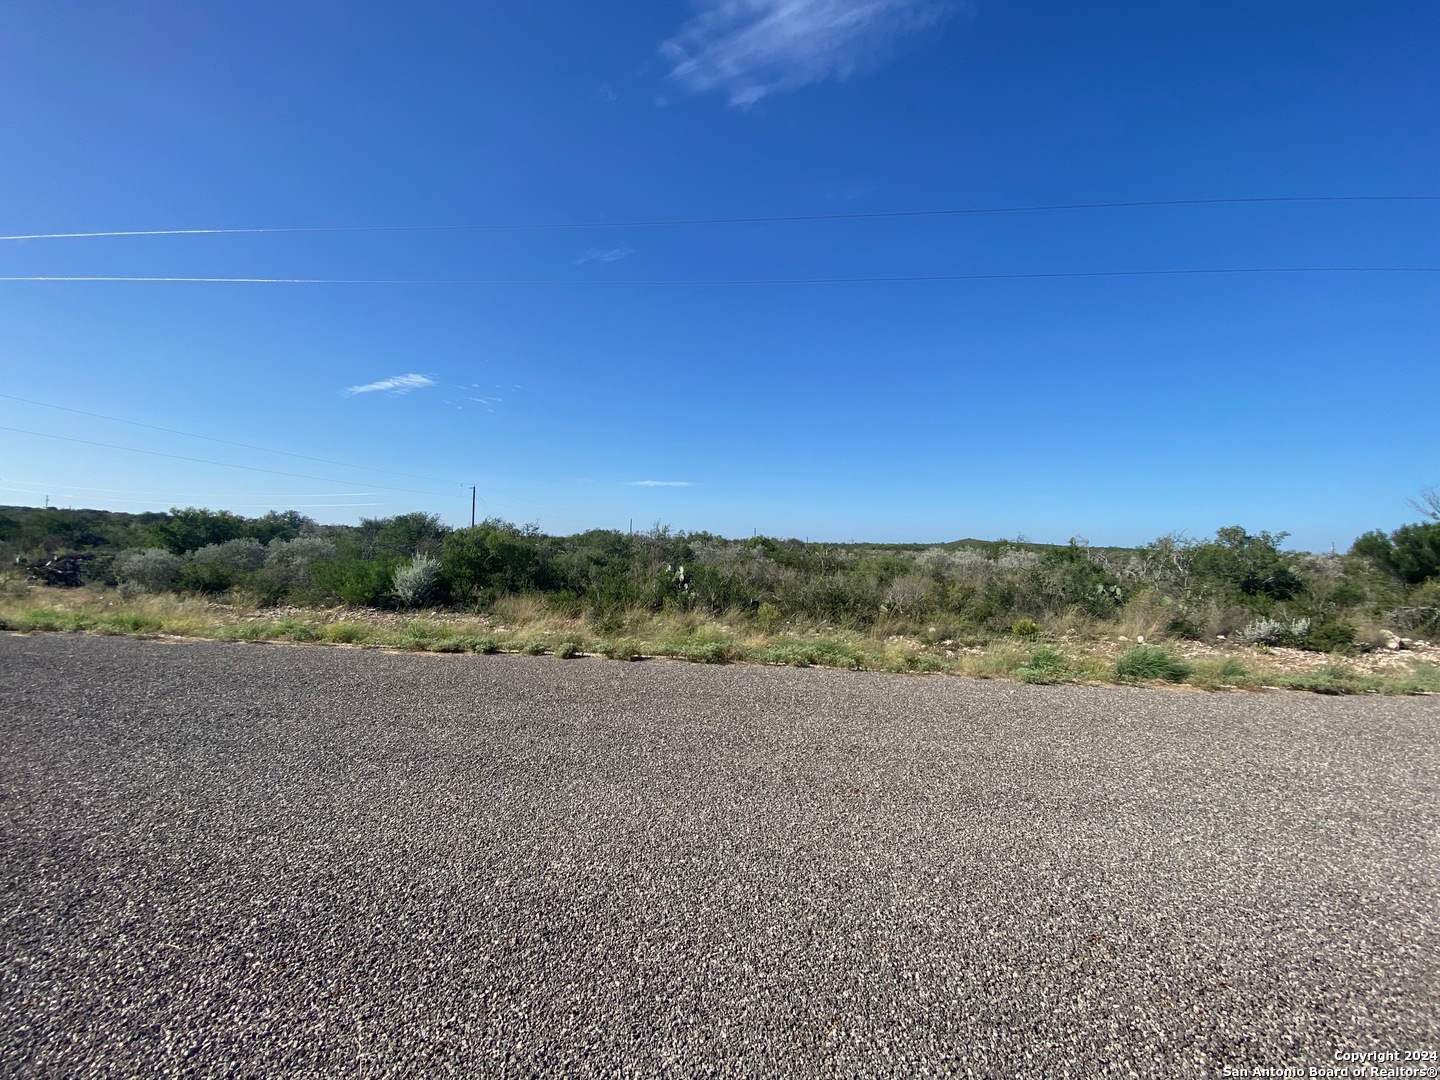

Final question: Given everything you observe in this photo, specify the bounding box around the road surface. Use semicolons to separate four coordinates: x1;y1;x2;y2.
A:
1;633;1436;1076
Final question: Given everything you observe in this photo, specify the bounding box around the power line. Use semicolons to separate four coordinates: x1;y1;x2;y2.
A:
0;395;595;523
0;477;382;499
0;491;385;510
0;195;1435;242
1;267;1436;286
0;425;455;497
0;392;466;487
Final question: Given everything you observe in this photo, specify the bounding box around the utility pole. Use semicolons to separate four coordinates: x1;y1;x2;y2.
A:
471;486;476;528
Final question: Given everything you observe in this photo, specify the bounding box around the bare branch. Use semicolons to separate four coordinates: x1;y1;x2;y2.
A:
1407;486;1440;521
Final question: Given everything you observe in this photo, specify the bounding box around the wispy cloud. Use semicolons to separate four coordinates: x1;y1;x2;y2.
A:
574;246;636;266
626;480;695;487
343;373;436;396
661;0;959;107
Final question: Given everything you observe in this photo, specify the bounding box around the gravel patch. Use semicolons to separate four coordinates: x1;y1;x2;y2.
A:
1;634;1436;1077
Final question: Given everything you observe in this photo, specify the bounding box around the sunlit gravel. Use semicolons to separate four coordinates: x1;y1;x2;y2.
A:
2;634;1436;1077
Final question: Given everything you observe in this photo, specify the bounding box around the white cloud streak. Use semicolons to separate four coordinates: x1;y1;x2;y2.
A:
626;480;695;487
343;373;436;396
660;0;959;107
574;246;636;265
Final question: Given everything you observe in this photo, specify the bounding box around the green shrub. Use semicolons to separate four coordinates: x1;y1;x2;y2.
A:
270;618;321;643
597;638;642;660
672;640;735;664
190;538;267;572
444;634;499;654
1300;620;1358;654
312;556;398;607
214;622;273;641
1016;645;1071;684
1114;645;1192;683
113;548;183;592
1011;618;1041;640
1394;663;1440;695
322;622;374;645
97;611;164;634
554;640;581;659
544;591;585;618
587;605;625;635
1215;658;1252;684
148;507;249;554
257;537;336;603
1164;609;1206;640
441;521;550;598
392;553;441;608
176;559;237;595
1388;580;1440;635
1279;665;1368;695
1353;522;1440;585
760;638;863;669
1190;527;1304;603
755;601;782;629
362;512;449;560
1240;617;1286;646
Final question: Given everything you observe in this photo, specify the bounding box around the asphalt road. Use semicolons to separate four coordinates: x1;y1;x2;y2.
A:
1;634;1437;1078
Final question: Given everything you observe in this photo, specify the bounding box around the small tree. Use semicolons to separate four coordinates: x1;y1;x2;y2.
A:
1353;522;1440;585
148;507;248;554
1189;526;1303;603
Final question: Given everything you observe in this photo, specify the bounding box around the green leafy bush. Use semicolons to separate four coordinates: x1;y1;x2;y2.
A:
312;556;399;607
1011;618;1041;640
1300;620;1357;654
1190;527;1304;603
258;537;336;602
176;559;237;595
148;507;249;554
1352;522;1440;585
442;521;551;598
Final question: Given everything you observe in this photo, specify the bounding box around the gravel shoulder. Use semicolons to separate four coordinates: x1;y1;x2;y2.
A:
2;633;1437;1077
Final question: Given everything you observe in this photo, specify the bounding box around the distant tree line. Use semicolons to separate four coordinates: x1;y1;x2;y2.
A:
4;502;1438;648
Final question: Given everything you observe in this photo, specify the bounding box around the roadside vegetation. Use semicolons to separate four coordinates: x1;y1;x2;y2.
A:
3;501;1438;695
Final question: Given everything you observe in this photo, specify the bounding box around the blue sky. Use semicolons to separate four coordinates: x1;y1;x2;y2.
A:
1;0;1435;550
